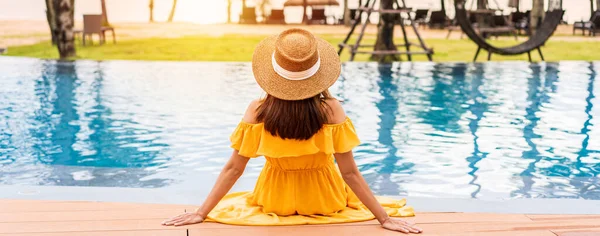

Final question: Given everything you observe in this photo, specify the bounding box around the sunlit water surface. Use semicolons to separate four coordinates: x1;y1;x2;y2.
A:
0;57;599;200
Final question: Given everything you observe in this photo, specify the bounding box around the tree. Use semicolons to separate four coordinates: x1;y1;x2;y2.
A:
101;0;109;26
149;0;154;22
52;0;76;59
597;0;600;12
227;0;232;23
343;0;350;25
530;0;545;35
303;0;308;24
45;0;58;45
167;0;178;22
371;0;398;62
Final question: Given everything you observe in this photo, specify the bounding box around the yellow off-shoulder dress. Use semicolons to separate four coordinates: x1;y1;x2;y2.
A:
205;118;414;226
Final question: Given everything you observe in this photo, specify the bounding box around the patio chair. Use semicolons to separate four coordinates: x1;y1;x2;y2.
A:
574;11;599;36
0;47;6;54
413;9;429;28
239;7;257;24
428;11;448;29
509;11;528;34
266;9;286;24
74;14;116;46
309;8;328;25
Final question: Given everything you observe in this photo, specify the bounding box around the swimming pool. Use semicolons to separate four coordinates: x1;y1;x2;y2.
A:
0;57;598;200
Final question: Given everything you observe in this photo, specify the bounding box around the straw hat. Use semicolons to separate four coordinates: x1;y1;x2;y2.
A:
252;28;341;101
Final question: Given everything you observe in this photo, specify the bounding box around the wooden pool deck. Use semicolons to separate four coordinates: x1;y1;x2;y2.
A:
0;199;598;236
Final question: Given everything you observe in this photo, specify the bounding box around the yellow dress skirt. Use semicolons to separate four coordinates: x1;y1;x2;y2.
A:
205;118;414;226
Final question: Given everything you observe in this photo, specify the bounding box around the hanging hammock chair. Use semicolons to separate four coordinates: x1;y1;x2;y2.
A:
454;0;564;61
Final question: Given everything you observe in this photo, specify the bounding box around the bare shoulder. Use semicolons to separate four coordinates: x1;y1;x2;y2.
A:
324;98;347;124
242;99;261;124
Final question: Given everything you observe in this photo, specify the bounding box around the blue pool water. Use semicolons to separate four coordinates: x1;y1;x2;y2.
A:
0;57;599;200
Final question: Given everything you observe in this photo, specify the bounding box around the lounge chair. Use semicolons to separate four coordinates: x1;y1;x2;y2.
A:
484;15;518;39
428;11;448;29
574;11;599;36
266;9;286;24
74;14;116;46
239;7;257;24
413;9;429;27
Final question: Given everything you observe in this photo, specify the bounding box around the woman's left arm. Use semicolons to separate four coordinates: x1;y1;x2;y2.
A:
162;151;249;226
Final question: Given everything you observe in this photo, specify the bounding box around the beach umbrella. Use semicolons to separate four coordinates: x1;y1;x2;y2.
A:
283;0;340;7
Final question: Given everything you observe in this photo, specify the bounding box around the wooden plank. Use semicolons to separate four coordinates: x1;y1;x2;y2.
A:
0;209;184;223
552;227;600;236
184;211;532;225
0;200;195;212
417;219;600;235
555;232;600;236
0;219;183;234
527;214;600;221
0;230;187;236
188;227;555;236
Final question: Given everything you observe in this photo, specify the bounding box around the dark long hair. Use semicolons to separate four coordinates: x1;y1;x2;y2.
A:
256;90;332;140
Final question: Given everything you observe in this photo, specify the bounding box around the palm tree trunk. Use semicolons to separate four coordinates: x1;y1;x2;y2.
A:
343;0;350;25
53;0;76;59
303;0;308;24
101;0;109;26
371;0;398;62
45;0;58;45
168;0;178;22
149;0;154;22
227;0;232;23
530;0;545;35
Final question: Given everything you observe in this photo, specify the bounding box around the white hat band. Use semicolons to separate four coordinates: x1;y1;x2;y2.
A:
272;53;320;81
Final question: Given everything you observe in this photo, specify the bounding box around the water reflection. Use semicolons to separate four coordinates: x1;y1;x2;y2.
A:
26;61;171;187
372;64;408;195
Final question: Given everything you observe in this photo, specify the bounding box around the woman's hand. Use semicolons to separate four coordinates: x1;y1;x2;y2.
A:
162;213;205;226
381;217;423;234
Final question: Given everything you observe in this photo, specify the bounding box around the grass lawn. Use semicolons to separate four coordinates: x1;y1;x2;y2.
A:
4;34;600;62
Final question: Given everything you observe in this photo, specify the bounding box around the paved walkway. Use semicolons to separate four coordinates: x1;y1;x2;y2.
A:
0;199;598;235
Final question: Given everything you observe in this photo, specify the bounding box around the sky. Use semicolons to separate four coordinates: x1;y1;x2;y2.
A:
0;0;596;24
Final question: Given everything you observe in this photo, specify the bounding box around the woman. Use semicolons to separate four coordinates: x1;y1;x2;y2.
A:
163;29;422;234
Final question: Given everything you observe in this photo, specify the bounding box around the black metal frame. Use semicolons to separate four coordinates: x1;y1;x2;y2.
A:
337;0;434;62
